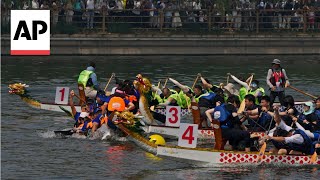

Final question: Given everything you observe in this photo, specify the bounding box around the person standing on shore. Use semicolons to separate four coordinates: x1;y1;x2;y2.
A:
266;59;290;106
78;62;101;99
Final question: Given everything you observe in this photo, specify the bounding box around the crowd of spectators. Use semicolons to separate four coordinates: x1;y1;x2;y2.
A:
1;0;320;31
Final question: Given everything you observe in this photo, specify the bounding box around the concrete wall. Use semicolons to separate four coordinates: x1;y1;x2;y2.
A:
2;34;320;55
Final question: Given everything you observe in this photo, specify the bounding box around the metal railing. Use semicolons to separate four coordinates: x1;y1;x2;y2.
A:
1;8;320;34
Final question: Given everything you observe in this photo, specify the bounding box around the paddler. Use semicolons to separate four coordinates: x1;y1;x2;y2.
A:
266;106;315;155
69;90;90;128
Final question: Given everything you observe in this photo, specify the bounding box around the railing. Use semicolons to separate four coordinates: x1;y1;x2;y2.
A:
1;8;320;34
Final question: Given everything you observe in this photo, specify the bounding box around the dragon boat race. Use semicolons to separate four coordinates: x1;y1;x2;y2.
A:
2;1;320;179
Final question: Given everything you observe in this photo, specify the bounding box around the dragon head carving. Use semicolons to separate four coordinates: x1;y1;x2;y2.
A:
8;83;29;95
113;111;136;125
134;74;152;94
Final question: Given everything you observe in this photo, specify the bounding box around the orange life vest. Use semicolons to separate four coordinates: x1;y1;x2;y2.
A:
126;95;137;103
107;97;126;112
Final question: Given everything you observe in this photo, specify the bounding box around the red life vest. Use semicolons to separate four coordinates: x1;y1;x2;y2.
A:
269;68;286;87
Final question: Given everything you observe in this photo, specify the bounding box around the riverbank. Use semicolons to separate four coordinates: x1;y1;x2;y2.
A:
2;33;320;55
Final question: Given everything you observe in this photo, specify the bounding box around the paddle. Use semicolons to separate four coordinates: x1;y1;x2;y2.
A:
310;151;318;164
104;73;115;92
226;73;230;84
163;78;168;88
54;129;74;136
237;74;254;114
287;85;317;99
74;93;86;104
192;74;201;89
256;141;267;163
59;106;74;118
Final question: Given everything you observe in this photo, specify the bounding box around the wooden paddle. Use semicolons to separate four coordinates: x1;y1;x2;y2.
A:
310;151;318;164
74;93;86;104
256;141;267;163
237;74;254;114
104;73;115;92
287;85;317;99
192;74;201;89
226;73;230;84
163;78;168;88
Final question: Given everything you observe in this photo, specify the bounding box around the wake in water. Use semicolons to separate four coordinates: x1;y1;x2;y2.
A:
37;124;128;142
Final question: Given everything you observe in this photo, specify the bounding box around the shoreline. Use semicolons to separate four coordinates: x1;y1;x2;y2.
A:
2;33;320;55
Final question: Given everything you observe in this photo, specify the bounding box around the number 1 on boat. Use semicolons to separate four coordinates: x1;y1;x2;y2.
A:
55;87;69;105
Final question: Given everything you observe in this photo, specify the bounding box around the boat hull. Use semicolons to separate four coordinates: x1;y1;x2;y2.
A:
157;146;320;165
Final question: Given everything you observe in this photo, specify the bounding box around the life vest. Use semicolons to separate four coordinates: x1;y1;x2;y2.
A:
195;92;216;103
77;70;93;87
239;87;247;102
126;95;138;103
269;68;286;87
107;97;126;112
178;90;189;108
249;87;265;104
258;112;273;128
167;93;181;106
212;104;232;128
100;116;108;125
288;129;315;155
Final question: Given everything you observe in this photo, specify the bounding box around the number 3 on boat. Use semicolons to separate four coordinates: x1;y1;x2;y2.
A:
178;123;198;148
165;106;181;127
55;87;69;105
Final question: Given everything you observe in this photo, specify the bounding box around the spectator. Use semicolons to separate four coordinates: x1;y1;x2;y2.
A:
86;0;95;29
32;0;39;9
66;0;74;24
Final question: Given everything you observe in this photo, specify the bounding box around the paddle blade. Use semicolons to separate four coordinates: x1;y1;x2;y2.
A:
54;130;74;136
310;151;317;164
257;142;267;162
59;106;74;118
237;100;245;114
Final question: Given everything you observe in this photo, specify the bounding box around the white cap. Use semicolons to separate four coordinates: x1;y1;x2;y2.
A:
80;112;89;118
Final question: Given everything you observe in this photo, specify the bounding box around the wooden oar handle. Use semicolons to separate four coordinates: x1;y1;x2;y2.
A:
104;73;115;92
74;94;86;103
163;78;168;88
288;85;317;99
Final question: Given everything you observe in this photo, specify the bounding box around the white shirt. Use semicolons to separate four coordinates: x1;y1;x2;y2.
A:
277;120;304;144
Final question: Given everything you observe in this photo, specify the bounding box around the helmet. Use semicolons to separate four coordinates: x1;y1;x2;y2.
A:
149;134;166;146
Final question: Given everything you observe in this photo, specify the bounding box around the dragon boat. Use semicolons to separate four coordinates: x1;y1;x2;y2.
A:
114;117;320;166
8;82;307;116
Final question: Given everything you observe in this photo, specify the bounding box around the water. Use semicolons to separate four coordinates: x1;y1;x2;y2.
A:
1;56;320;179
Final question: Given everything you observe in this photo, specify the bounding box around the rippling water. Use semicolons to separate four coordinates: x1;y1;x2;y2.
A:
1;56;319;179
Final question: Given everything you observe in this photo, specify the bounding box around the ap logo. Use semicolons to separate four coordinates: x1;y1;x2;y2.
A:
11;10;50;55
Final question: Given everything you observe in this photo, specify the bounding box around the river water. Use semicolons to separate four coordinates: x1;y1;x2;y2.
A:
1;56;320;179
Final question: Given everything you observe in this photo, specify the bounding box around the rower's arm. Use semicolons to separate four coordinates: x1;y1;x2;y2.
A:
158;97;174;106
274;107;281;125
205;108;215;123
69;92;77;116
168;78;189;94
230;75;249;89
200;76;213;89
266;69;274;89
269;136;286;142
126;102;135;111
282;69;290;86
